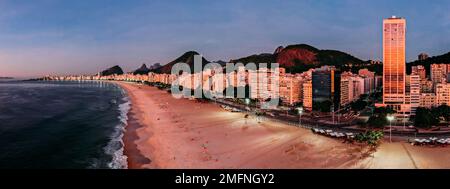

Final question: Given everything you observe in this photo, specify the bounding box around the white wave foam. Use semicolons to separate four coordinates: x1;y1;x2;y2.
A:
105;95;131;169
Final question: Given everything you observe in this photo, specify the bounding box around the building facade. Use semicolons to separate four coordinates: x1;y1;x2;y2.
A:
382;16;407;113
411;65;427;81
312;66;340;111
302;80;313;111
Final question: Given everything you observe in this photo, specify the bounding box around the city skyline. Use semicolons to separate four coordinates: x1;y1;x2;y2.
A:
1;0;450;77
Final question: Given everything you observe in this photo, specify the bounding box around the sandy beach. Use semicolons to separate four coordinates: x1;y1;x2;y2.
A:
115;81;450;169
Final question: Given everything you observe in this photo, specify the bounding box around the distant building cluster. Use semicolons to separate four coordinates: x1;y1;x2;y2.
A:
43;65;378;112
413;64;450;109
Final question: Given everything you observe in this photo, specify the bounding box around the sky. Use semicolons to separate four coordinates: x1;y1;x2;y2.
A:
0;0;449;77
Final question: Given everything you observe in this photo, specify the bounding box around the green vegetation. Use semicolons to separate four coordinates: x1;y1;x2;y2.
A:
230;53;276;65
433;105;450;121
411;105;450;128
146;82;171;89
369;89;383;103
317;50;365;68
354;130;384;146
313;100;332;112
350;98;368;112
284;59;316;73
366;107;395;128
255;111;265;116
413;108;438;128
231;43;372;74
283;44;319;52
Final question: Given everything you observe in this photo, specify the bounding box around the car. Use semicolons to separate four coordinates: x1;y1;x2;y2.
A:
267;112;276;117
231;108;242;112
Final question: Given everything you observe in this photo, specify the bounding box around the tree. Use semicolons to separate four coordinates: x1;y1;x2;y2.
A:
293;102;303;107
359;94;369;99
414;107;439;128
313;100;332;112
432;104;450;121
367;114;387;128
355;131;384;146
373;107;395;115
350;99;367;112
366;107;395;128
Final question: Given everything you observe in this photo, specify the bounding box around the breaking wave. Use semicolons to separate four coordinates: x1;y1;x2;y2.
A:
105;93;131;169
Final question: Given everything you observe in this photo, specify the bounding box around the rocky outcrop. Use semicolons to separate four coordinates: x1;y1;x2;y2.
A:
100;65;124;76
133;64;151;75
157;51;210;74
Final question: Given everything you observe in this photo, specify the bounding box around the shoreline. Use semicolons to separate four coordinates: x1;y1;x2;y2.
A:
116;82;152;168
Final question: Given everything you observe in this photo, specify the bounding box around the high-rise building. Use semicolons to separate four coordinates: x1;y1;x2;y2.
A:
409;74;421;114
411;65;427;81
375;75;383;89
279;72;303;105
420;79;434;93
302;80;313;111
382;16;407;112
340;72;365;106
340;77;351;106
436;83;450;106
358;69;376;94
420;93;436;109
418;53;429;61
312;66;340;111
249;67;279;100
430;64;448;84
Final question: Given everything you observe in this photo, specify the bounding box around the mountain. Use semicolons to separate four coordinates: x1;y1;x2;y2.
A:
230;53;276;65
156;51;210;74
214;60;228;66
273;46;284;54
133;64;151;75
99;65;124;76
277;44;320;67
230;44;366;73
407;51;450;75
149;63;162;70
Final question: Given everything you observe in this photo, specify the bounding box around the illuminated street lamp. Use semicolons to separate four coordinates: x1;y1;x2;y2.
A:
245;98;250;106
297;107;304;126
387;114;395;143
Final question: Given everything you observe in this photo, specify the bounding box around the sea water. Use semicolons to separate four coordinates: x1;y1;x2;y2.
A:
0;80;129;169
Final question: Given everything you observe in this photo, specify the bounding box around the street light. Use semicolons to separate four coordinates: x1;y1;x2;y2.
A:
245;98;250;105
297;107;304;126
387;114;395;143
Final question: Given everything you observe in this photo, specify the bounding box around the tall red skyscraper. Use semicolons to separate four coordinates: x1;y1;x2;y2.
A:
382;16;406;111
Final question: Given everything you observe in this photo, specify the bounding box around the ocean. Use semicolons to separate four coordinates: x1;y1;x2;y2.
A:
0;80;129;169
